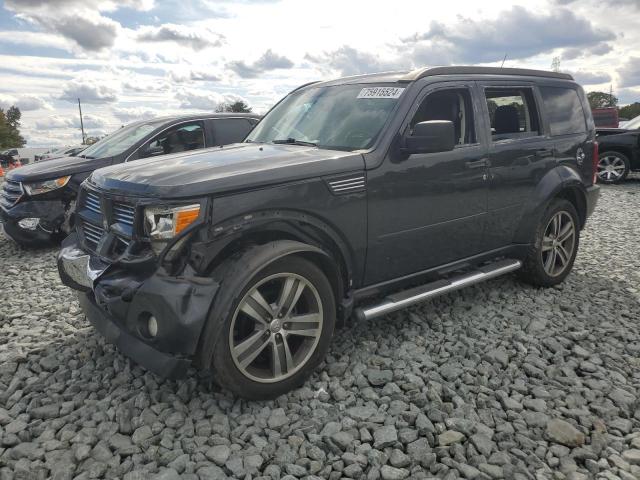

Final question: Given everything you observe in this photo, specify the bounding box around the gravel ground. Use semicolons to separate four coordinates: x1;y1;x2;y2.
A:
0;179;639;480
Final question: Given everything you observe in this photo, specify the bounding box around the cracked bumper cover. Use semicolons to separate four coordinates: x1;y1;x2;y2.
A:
0;199;65;242
57;233;220;379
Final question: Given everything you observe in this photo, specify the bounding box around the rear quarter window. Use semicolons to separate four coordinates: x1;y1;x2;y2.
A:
540;86;587;136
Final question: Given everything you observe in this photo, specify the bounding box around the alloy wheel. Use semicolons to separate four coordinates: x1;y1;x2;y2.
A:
598;155;626;182
229;273;323;383
541;211;576;277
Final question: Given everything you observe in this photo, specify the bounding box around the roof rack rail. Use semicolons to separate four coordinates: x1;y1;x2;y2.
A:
399;66;573;82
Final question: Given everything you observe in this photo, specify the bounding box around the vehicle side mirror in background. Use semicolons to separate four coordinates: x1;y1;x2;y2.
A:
140;143;165;158
402;120;456;155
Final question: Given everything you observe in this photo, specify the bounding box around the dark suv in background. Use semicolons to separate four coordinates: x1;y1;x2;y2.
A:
0;113;260;246
596;115;640;183
58;67;599;399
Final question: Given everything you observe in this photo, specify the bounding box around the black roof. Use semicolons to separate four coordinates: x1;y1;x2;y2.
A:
304;66;574;90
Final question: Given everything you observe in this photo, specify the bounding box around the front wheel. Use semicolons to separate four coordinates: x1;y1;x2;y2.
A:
518;199;580;287
597;151;630;184
206;255;336;399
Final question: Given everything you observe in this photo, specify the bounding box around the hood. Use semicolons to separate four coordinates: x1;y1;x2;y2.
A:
91;143;365;198
7;155;115;182
596;128;631;137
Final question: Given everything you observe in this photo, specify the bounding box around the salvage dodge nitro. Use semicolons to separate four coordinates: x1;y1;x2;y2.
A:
58;67;600;399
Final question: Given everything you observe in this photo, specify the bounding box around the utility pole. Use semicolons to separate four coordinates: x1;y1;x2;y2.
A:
551;57;561;72
609;84;614;107
78;98;86;145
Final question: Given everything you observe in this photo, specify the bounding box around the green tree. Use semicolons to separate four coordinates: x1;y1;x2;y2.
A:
587;91;618;110
216;100;252;113
619;102;640;120
0;107;26;149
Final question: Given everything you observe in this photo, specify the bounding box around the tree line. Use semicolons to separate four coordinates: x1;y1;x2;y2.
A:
587;91;640;120
0;106;26;149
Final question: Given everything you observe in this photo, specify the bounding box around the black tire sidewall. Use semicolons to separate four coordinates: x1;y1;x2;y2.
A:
208;255;336;400
520;199;580;287
598;151;630;184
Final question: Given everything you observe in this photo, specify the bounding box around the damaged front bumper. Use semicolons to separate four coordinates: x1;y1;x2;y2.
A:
57;233;220;378
0;198;66;244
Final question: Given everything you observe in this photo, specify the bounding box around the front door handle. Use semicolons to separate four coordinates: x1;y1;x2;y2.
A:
465;158;490;169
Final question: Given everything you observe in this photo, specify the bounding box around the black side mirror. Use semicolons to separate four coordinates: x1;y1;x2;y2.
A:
402;120;456;155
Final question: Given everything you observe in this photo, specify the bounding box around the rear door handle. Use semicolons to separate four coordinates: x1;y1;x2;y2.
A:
465;158;489;169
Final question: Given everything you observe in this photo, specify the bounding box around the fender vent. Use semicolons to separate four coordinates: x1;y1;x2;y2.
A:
327;175;366;195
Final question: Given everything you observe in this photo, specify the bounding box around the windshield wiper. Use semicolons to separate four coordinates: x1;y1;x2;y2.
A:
272;138;318;147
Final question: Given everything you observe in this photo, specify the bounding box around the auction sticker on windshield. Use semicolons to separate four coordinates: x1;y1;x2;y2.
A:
357;87;405;99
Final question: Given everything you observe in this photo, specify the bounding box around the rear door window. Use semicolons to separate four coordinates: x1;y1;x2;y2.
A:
212;118;256;145
484;88;541;141
540;86;587;136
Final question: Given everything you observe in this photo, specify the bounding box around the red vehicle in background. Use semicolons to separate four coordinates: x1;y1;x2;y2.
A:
0;151;22;177
591;107;619;128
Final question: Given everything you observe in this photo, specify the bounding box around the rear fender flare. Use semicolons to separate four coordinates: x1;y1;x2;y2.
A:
513;166;587;243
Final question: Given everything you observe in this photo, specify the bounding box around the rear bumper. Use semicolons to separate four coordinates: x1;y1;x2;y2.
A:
58;233;220;379
585;184;600;220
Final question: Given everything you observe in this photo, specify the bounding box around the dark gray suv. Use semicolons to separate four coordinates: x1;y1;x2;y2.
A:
58;67;599;399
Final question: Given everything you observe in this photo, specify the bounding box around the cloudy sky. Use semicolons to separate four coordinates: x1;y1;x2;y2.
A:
0;0;638;147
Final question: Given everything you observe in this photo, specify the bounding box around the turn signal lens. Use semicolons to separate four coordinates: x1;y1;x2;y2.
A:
175;207;200;234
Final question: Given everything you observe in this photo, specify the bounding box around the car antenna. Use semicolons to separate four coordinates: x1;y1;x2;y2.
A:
500;53;507;68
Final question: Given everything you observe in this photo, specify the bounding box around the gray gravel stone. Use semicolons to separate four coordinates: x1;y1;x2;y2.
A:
1;180;640;479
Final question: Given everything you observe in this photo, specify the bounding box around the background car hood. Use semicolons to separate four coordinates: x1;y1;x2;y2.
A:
7;155;114;182
90;143;365;198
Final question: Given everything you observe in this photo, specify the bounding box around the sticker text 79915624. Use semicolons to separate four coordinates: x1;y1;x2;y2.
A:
357;87;405;99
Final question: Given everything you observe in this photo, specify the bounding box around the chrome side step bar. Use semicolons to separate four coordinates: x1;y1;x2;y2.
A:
354;259;522;321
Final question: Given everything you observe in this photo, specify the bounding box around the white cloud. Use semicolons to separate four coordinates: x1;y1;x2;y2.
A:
175;88;247;110
136;23;224;50
0;94;52;111
111;106;162;123
59;80;119;104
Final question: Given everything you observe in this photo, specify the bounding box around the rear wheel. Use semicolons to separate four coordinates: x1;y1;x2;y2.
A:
597;151;630;184
207;255;336;399
518;199;580;287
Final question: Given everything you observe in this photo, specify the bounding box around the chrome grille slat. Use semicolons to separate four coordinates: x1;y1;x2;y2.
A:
84;192;101;215
112;202;135;226
82;221;104;248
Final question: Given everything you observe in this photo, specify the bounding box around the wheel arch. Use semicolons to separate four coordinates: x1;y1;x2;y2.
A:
190;210;355;309
513;166;589;243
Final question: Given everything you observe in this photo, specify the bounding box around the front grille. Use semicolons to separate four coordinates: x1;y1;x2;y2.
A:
0;180;23;209
77;186;138;256
84;191;101;214
113;202;135;226
82;221;104;249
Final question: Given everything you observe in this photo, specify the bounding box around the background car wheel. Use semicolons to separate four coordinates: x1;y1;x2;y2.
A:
207;255;336;400
518;198;580;288
597;151;630;184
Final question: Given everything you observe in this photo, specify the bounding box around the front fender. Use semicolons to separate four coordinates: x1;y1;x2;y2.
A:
513;166;587;243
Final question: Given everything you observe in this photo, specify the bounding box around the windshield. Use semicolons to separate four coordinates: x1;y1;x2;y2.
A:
246;84;405;150
80;120;165;159
624;115;640;130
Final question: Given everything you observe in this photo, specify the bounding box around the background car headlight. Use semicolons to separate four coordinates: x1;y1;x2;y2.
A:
23;176;71;196
144;204;201;248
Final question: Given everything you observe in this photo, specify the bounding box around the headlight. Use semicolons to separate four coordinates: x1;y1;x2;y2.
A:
144;204;201;252
24;176;71;196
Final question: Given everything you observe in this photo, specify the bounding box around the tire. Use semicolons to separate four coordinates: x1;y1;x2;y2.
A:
518;198;580;288
598;151;630;184
204;255;336;400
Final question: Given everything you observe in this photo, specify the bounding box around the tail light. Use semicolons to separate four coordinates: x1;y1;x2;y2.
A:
592;141;599;184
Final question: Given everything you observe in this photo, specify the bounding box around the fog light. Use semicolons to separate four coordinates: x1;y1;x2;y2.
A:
148;316;158;338
18;218;39;230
